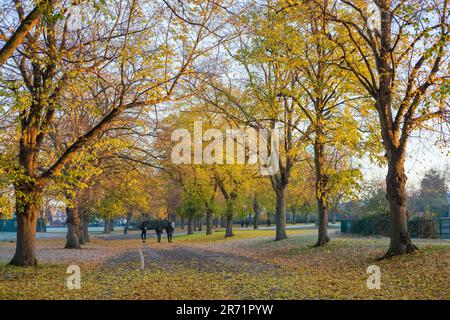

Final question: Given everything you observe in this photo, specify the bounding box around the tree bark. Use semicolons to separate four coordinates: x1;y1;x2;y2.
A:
187;217;194;234
197;217;202;231
103;218;110;234
275;186;288;241
314;136;330;247
383;153;418;257
0;2;47;66
65;198;81;249
124;212;132;234
225;214;233;237
206;209;213;235
9;200;39;266
82;211;90;242
292;209;296;225
180;217;185;230
79;212;86;245
315;196;329;246
224;200;234;237
306;212;311;224
253;196;260;229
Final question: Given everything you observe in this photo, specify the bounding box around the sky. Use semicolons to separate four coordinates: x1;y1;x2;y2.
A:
360;131;450;190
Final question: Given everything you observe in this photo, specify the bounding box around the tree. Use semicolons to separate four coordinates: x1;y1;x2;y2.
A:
252;0;365;245
199;2;311;240
214;165;250;237
193;168;218;235
353;180;390;219
286;163;316;224
326;0;450;257
416;169;449;217
1;0;225;266
420;169;448;196
177;185;203;235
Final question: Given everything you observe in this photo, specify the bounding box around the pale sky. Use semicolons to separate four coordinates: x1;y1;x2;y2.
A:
360;131;450;190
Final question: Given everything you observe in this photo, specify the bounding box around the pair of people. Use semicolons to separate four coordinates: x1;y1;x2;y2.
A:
156;222;175;243
240;219;250;228
141;221;174;243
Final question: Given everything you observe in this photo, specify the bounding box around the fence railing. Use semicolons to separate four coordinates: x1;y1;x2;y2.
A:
0;218;46;232
340;217;450;239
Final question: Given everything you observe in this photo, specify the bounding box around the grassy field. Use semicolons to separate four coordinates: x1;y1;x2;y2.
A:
0;229;448;299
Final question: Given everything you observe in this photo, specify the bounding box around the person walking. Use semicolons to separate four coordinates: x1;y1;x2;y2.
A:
165;221;174;243
140;221;147;243
155;223;163;243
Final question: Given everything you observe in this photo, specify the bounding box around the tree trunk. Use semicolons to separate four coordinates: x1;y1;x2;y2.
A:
253;196;260;229
292;209;296;225
124;212;132;234
206;209;213;235
314;135;330;247
65;193;81;248
180;217;185;230
383;153;418;257
82;211;90;242
220;214;226;228
315;196;329;246
225;214;233;237
65;199;81;249
187;217;194;234
306;212;311;224
253;214;259;229
225;200;234;237
108;219;114;232
9;200;39;266
275;186;288;241
197;217;202;231
332;210;336;224
79;211;86;245
103;218;110;234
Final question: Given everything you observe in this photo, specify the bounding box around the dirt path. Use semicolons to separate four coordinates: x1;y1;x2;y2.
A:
103;240;282;275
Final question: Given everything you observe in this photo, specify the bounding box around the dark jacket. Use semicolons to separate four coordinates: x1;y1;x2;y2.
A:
165;224;174;234
155;225;163;234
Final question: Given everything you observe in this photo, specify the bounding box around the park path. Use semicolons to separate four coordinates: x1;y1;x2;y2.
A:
102;238;283;275
0;228;338;265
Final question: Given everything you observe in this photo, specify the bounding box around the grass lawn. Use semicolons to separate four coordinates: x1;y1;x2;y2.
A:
0;229;448;299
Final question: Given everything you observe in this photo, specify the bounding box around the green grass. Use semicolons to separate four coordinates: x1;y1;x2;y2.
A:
0;231;448;299
174;228;315;242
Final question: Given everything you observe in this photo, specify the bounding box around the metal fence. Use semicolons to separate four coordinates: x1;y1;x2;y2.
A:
340;217;450;239
0;218;46;232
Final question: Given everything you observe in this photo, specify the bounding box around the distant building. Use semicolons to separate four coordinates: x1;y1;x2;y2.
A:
46;200;66;226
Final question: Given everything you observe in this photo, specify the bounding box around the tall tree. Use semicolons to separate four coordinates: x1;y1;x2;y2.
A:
200;2;311;240
326;0;450;257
